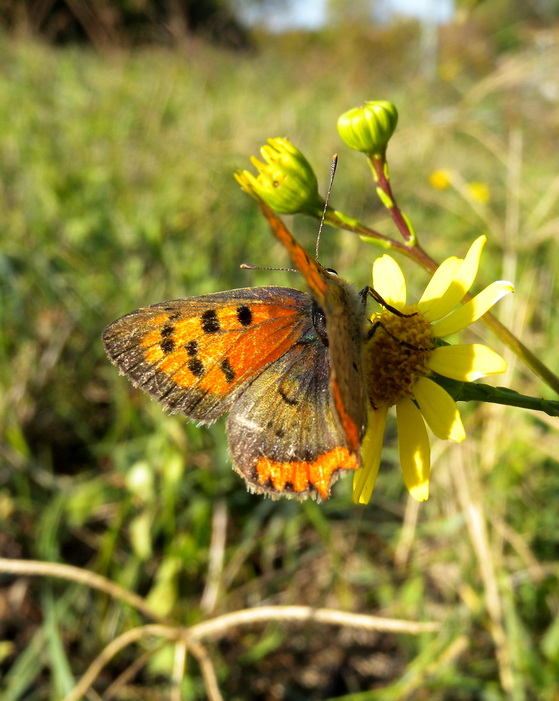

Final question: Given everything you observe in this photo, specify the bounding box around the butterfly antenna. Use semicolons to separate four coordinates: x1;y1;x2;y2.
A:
240;263;299;273
315;153;338;260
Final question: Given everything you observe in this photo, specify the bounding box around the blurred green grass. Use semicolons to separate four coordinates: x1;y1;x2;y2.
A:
1;25;559;700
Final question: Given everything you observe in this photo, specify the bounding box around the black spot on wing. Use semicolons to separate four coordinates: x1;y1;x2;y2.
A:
279;387;298;406
161;324;174;337
162;306;182;321
185;340;198;356
236;305;252;327
188;357;205;378
220;357;235;383
160;337;175;354
201;309;220;333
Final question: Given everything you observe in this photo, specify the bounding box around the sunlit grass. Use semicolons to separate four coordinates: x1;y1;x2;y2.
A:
1;27;558;700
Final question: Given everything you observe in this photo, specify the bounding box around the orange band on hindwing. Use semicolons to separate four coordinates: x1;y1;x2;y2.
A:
254;447;359;500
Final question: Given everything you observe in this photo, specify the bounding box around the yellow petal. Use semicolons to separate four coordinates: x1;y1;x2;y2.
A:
396;398;430;501
427;344;507;381
250;155;266;172
372;255;407;307
414;377;466;442
432;281;514;337
260;144;276;164
353;406;388;505
418;256;462;316
420;236;487;322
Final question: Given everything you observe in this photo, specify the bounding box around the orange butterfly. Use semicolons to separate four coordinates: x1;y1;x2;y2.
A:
103;202;368;500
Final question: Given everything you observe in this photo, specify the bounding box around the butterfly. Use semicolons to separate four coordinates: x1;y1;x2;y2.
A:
102;201;369;501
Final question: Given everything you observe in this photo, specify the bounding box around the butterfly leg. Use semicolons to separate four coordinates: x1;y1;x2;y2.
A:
361;287;432;351
365;318;433;351
359;285;417;318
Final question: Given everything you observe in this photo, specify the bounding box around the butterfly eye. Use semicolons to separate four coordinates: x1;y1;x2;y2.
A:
325;267;338;276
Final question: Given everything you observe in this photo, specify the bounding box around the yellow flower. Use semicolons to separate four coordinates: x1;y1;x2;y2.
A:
428;169;452;190
466;181;491;205
234;137;325;216
354;235;513;505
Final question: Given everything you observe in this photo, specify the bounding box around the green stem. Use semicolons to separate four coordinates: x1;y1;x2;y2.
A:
434;376;559;416
323;209;434;268
476;313;559;395
368;153;416;245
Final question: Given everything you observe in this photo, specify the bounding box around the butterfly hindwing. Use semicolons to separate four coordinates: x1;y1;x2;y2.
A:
226;337;358;500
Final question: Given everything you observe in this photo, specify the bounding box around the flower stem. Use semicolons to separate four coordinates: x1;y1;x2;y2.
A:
368;154;417;245
434;376;559;416
323;209;434;267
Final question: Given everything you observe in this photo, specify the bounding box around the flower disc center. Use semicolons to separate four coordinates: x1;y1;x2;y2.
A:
366;304;433;408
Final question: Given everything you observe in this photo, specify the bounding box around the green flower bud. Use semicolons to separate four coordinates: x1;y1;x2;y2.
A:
234;137;325;215
337;101;399;156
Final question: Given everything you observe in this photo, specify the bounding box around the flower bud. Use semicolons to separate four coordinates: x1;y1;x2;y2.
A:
337;101;398;156
234;137;324;215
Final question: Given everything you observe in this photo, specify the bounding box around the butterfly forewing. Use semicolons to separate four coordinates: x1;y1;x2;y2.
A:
102;287;316;421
